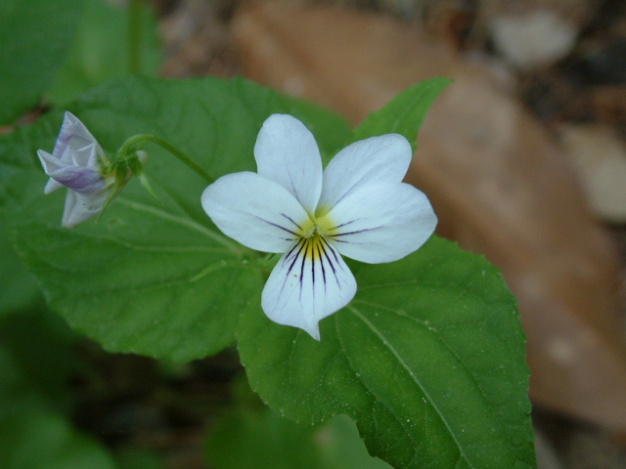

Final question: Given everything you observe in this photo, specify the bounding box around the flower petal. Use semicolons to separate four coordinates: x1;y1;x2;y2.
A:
202;171;309;253
325;182;437;263
53;112;104;167
38;150;65;194
261;237;357;340
38;149;63;174
254;114;323;214
47;166;105;194
318;134;412;210
61;189;108;228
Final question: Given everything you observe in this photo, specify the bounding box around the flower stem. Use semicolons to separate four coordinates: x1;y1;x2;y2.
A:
117;134;215;183
128;0;142;74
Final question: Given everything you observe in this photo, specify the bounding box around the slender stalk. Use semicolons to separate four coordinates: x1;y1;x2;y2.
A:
128;0;142;74
118;134;215;183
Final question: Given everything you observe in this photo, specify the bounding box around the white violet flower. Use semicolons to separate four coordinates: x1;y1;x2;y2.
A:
37;111;144;228
202;114;437;340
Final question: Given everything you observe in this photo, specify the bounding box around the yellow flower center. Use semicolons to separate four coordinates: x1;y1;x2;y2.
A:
297;211;337;261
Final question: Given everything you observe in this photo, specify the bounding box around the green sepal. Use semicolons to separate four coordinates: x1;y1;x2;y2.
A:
137;172;162;205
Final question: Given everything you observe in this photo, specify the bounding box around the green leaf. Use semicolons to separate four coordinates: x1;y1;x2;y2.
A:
47;0;162;105
0;310;78;422
0;224;42;316
0;0;81;125
0;310;77;411
207;407;324;469
0;317;117;469
116;448;165;469
352;77;452;151
316;415;393;469
0;341;46;422
4;76;352;362
237;237;535;469
0;409;118;469
207;409;391;469
0;109;45;317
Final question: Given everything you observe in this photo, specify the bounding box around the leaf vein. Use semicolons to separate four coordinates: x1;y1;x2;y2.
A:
347;305;476;469
116;198;241;252
333;314;423;463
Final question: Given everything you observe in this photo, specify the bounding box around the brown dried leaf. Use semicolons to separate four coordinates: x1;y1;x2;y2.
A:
559;124;626;222
232;1;626;430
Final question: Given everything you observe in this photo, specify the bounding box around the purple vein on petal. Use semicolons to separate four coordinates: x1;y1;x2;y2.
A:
316;241;327;292
332;218;360;230
320;237;342;289
281;213;303;230
310;242;316;296
253;215;299;237
330;225;384;238
280;238;307;298
299;239;309;300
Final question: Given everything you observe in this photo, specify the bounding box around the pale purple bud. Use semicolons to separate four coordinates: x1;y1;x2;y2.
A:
37;112;112;227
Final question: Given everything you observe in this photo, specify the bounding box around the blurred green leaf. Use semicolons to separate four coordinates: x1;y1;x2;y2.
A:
207;409;391;469
0;310;76;409
0;0;81;125
207;408;324;469
0;317;117;469
0;343;44;422
115;448;165;469
0;116;51;316
47;0;162;105
0;225;42;316
3;76;352;362
0;409;118;469
316;415;393;469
